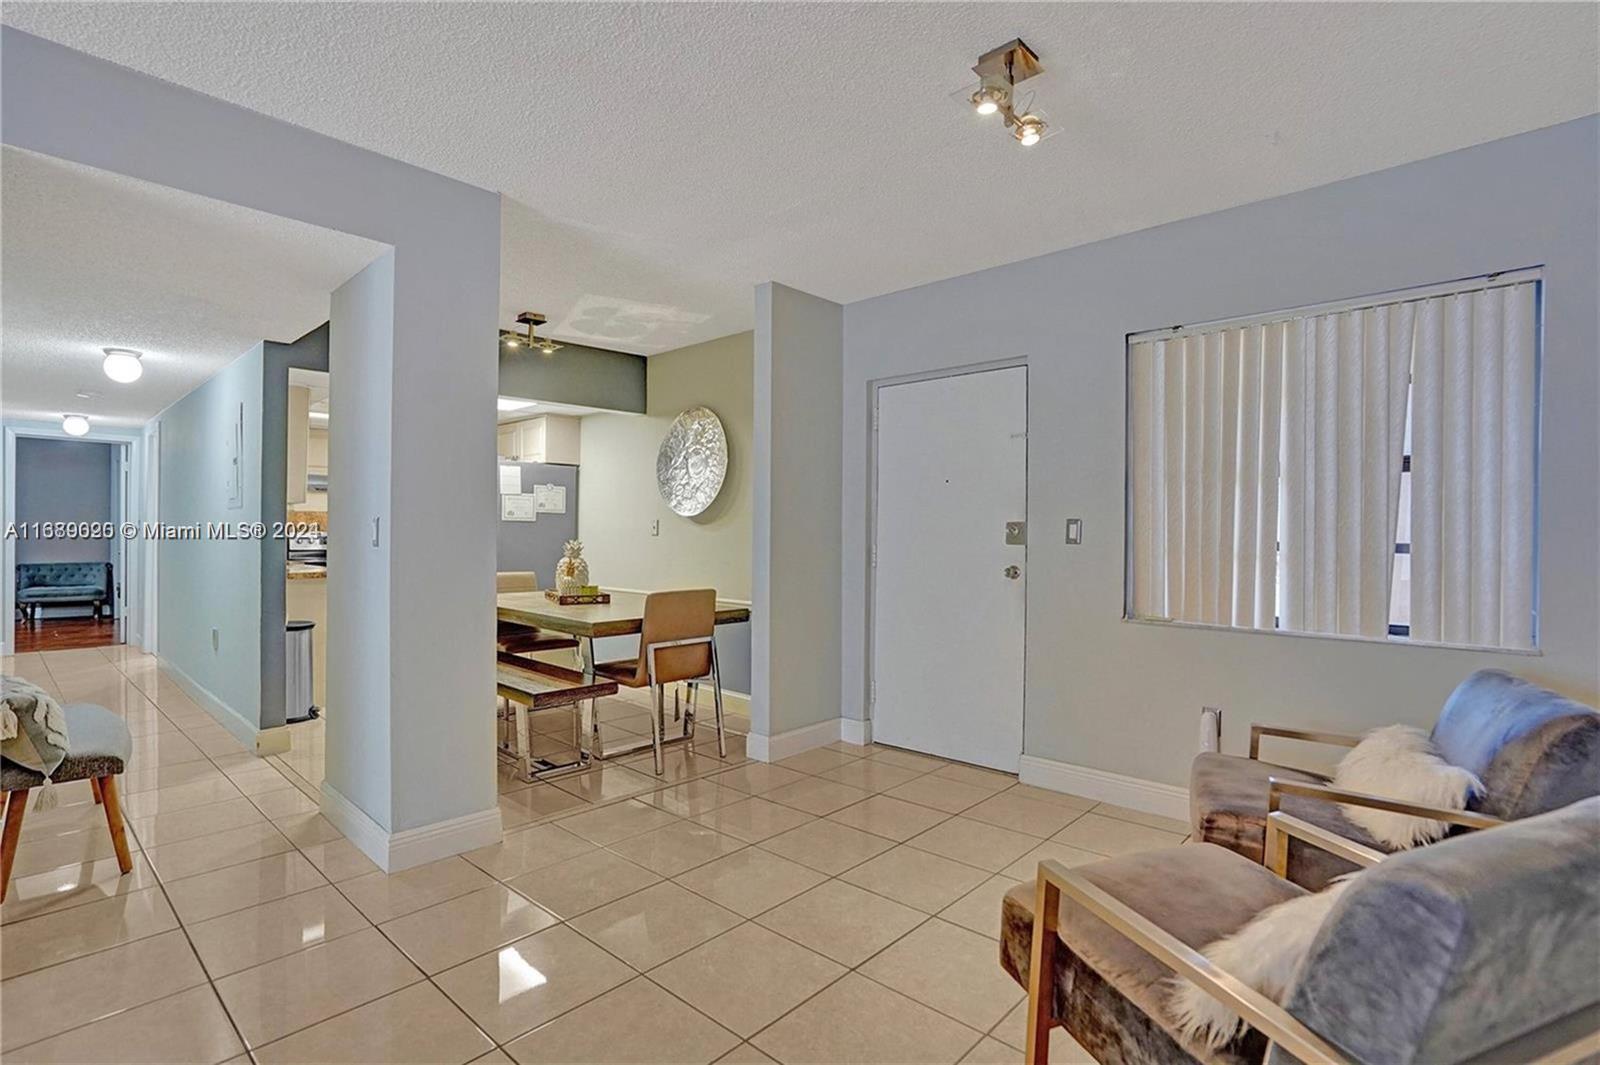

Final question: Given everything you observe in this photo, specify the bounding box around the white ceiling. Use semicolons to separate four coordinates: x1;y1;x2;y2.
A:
1;148;387;428
3;4;1596;357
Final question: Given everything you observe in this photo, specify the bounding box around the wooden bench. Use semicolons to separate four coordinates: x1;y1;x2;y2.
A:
495;653;618;782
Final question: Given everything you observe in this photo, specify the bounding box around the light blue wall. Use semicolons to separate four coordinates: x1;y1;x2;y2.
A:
841;117;1600;787
156;343;265;733
326;255;394;829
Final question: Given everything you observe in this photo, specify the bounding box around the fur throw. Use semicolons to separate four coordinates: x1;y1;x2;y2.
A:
1332;725;1481;848
1168;880;1352;1049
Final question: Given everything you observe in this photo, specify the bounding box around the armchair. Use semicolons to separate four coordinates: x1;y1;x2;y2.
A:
1191;670;1599;888
1002;799;1600;1065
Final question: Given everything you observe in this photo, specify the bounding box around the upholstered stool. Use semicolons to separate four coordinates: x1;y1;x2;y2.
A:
1;702;134;901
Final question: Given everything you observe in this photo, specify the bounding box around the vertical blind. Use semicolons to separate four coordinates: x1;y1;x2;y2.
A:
1127;277;1538;649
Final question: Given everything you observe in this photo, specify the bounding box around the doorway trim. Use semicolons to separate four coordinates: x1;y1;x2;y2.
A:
2;422;151;657
863;356;1030;756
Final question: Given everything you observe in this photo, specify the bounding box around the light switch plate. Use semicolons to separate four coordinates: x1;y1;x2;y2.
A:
1065;518;1083;545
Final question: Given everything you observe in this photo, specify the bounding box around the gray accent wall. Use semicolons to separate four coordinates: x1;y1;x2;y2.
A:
260;322;330;732
14;437;116;565
841;116;1600;789
496;461;579;582
499;342;646;413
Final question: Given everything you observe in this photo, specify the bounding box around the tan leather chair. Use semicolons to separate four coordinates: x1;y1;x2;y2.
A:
496;571;578;655
594;589;726;773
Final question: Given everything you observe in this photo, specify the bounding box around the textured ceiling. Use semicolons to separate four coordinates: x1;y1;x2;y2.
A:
3;3;1597;356
1;148;387;427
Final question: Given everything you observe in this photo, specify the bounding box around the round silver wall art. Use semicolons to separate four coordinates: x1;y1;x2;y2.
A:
656;406;729;517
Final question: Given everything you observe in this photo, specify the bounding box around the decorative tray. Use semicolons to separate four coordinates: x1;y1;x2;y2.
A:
545;590;611;605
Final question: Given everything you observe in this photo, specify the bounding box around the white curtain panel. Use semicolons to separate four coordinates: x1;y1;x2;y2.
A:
1279;303;1415;637
1128;324;1283;628
1409;282;1538;648
1128;277;1536;649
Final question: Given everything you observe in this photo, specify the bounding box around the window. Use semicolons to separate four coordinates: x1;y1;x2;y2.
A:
1126;272;1539;650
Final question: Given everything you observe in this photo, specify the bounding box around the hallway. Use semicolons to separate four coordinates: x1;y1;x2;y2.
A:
11;617;120;654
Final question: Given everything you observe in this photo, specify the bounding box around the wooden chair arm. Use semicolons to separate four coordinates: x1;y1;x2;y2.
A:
1263;811;1388;878
1025;860;1351;1065
1248;725;1363;760
1267;777;1503;830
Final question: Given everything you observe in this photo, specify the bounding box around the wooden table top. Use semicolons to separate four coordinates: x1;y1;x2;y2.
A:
496;590;752;638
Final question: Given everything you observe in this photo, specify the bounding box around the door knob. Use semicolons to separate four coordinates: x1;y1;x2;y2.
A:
1003;565;1021;580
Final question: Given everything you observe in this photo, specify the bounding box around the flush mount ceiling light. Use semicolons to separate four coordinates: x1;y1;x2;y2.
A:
957;38;1058;148
102;347;144;383
62;414;90;436
500;311;564;357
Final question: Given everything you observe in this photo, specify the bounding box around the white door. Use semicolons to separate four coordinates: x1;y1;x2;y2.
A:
872;366;1026;770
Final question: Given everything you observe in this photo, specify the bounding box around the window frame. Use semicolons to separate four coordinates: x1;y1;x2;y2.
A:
1122;268;1543;655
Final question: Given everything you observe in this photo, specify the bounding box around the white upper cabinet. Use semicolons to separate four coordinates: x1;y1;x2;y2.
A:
497;415;580;465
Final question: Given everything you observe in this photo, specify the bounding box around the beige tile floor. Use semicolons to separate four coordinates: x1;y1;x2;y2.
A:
1;646;1192;1064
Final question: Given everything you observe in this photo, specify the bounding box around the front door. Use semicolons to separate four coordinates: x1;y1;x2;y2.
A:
871;365;1027;770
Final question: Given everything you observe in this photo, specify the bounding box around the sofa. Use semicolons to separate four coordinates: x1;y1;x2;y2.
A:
1000;797;1600;1064
1189;670;1600;888
15;561;113;622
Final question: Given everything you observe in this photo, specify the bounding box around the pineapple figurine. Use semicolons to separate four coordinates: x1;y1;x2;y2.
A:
555;540;589;597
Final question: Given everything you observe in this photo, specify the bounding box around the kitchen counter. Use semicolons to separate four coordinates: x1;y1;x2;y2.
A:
287;563;327;581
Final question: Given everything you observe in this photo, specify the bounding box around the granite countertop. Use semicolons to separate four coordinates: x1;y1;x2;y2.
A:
286;563;327;581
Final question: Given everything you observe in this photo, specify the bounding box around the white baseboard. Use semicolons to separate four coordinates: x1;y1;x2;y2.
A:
1018;755;1191;823
157;655;286;756
320;782;503;873
839;716;872;746
747;716;871;763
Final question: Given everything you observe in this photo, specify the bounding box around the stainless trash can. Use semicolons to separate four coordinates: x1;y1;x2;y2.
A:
285;619;320;723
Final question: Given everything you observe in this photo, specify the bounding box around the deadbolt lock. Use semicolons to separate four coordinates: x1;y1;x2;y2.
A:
1005;521;1026;545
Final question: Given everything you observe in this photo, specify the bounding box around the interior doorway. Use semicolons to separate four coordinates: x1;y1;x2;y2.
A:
10;435;131;652
870;364;1027;770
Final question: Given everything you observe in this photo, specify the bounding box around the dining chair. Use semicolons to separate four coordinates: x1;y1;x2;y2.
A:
496;571;578;655
594;589;726;773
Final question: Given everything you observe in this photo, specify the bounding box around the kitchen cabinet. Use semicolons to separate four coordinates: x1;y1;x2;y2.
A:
287;386;310;504
497;415;580;465
306;428;329;474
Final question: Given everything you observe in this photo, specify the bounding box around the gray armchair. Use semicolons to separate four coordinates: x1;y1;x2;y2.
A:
1000;797;1600;1064
1190;670;1600;888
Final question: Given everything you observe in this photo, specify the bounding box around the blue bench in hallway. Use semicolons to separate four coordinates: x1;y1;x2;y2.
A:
15;562;113;623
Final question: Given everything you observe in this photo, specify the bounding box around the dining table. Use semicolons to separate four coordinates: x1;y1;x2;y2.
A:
495;589;752;766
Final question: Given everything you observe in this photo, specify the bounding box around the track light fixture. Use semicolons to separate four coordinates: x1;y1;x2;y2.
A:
960;38;1055;148
499;311;564;356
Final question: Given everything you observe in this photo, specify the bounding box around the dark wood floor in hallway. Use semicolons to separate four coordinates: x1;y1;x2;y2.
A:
11;617;122;653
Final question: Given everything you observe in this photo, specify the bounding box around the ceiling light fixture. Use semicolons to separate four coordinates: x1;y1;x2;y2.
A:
969;83;1008;116
102;347;144;383
959;39;1055;149
499;311;564;357
62;414;90;436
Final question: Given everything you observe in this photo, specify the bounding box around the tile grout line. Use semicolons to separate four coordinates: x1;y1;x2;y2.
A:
9;647;1132;1064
